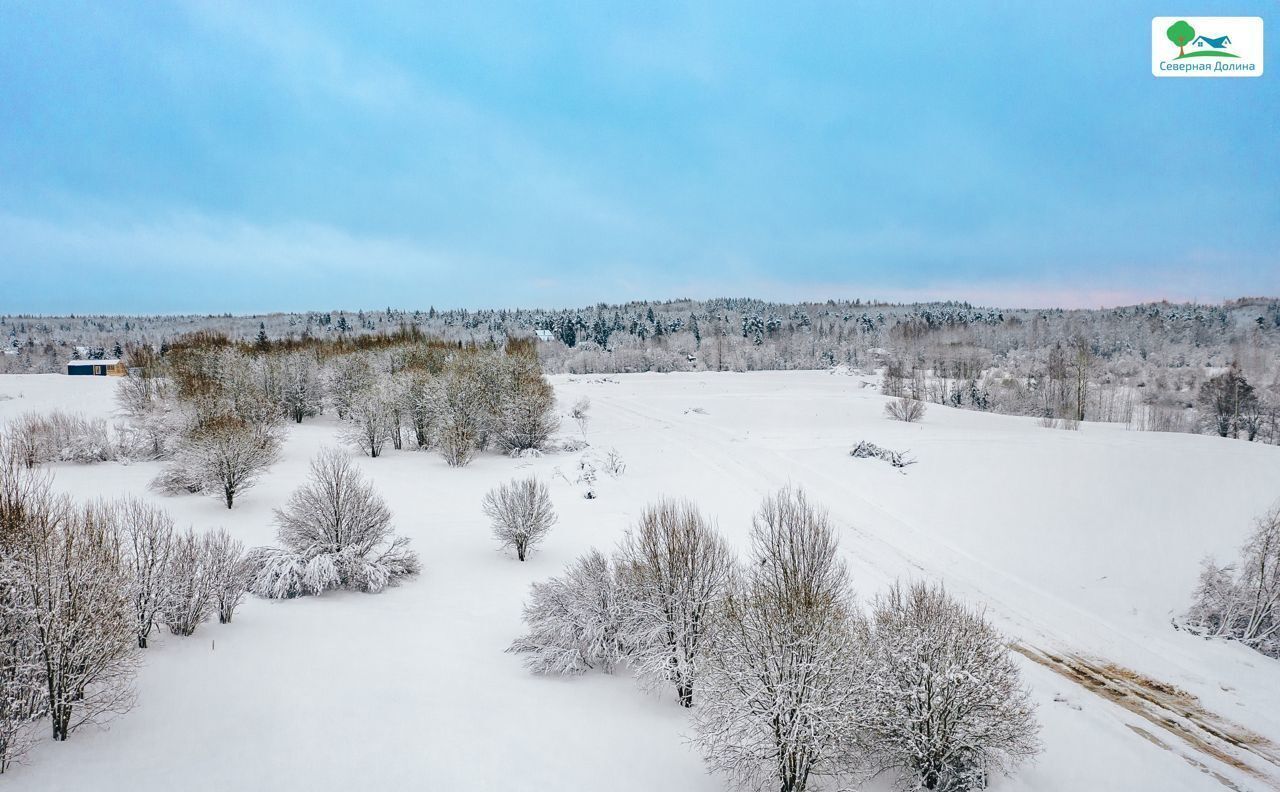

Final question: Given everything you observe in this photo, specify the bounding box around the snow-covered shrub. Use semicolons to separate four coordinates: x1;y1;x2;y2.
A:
0;549;40;772
342;382;399;458
1183;503;1280;657
116;498;175;648
603;447;626;477
884;396;927;423
496;356;559;452
433;368;485;467
508;549;626;674
161;528;215;637
148;459;207;495
7;410;118;466
251;447;419;598
325;353;374;421
861;582;1039;791
849;441;916;469
615;499;732;707
205;528;250;624
570;396;591;436
694;487;863;792
401;369;437;449
0;440;43;770
483;476;557;562
280;352;323;424
6;494;136;741
576;456;598;499
157;414;281;508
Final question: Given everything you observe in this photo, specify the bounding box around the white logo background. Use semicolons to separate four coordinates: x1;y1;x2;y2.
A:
1151;17;1264;78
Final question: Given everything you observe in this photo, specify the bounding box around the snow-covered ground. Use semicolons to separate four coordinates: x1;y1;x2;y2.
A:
2;371;1279;791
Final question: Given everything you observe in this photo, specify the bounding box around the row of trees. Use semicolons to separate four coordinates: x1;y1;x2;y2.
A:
116;332;559;516
510;489;1038;791
0;436;250;771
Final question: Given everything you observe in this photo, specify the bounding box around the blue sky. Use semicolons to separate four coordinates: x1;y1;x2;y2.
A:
1;2;1277;313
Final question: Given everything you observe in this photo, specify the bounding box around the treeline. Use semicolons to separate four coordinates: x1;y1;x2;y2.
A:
5;297;1278;444
510;488;1040;792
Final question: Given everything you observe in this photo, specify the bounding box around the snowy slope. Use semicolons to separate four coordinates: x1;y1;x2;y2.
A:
2;371;1279;791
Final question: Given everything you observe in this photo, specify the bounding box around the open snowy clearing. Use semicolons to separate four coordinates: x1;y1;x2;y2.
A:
2;370;1279;791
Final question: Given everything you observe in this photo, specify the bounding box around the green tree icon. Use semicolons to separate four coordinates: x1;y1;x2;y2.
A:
1166;20;1195;57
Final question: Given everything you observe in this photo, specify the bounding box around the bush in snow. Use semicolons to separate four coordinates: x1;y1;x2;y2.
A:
508;549;626;674
280;352;323;424
148;460;207;495
0;441;43;770
251;447;419;598
603;447;626;477
157;413;281;508
693;487;864;792
570;396;591;436
615;499;732;707
1183;503;1280;658
849;441;916;469
0;548;40;772
161;528;215;637
6;492;136;741
342;382;399;458
860;582;1039;791
7;410;119;466
884;396;927;423
116;498;175;648
483;476;557;561
433;368;485;467
205;528;250;624
495;355;559;453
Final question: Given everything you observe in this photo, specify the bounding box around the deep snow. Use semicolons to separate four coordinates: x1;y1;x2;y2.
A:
1;371;1279;791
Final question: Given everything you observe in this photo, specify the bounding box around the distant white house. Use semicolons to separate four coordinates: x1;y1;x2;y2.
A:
535;328;555;342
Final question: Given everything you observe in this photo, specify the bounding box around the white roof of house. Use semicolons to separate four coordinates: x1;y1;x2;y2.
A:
67;359;121;366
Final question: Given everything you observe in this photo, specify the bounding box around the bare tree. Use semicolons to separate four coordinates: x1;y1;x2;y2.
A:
0;551;40;773
693;487;864;792
497;367;559;453
12;498;136;741
343;383;398;458
116;498;175;648
401;369;437;449
205;529;250;624
251;447;419;597
160;528;215;636
0;439;42;771
615;499;731;707
1185;503;1280;657
861;582;1039;791
433;369;485;467
280;352;323;424
570;396;591;437
508;549;626;674
162;414;281;509
483;476;557;561
885;397;927;423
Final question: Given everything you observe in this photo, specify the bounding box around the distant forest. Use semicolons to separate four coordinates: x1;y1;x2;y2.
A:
3;297;1279;443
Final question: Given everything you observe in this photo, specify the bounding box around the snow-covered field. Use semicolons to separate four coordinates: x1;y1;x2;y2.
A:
2;370;1279;791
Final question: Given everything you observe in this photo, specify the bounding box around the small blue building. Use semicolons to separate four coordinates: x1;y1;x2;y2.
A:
67;359;125;376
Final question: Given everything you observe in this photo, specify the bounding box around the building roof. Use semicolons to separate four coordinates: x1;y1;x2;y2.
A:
67;359;122;366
